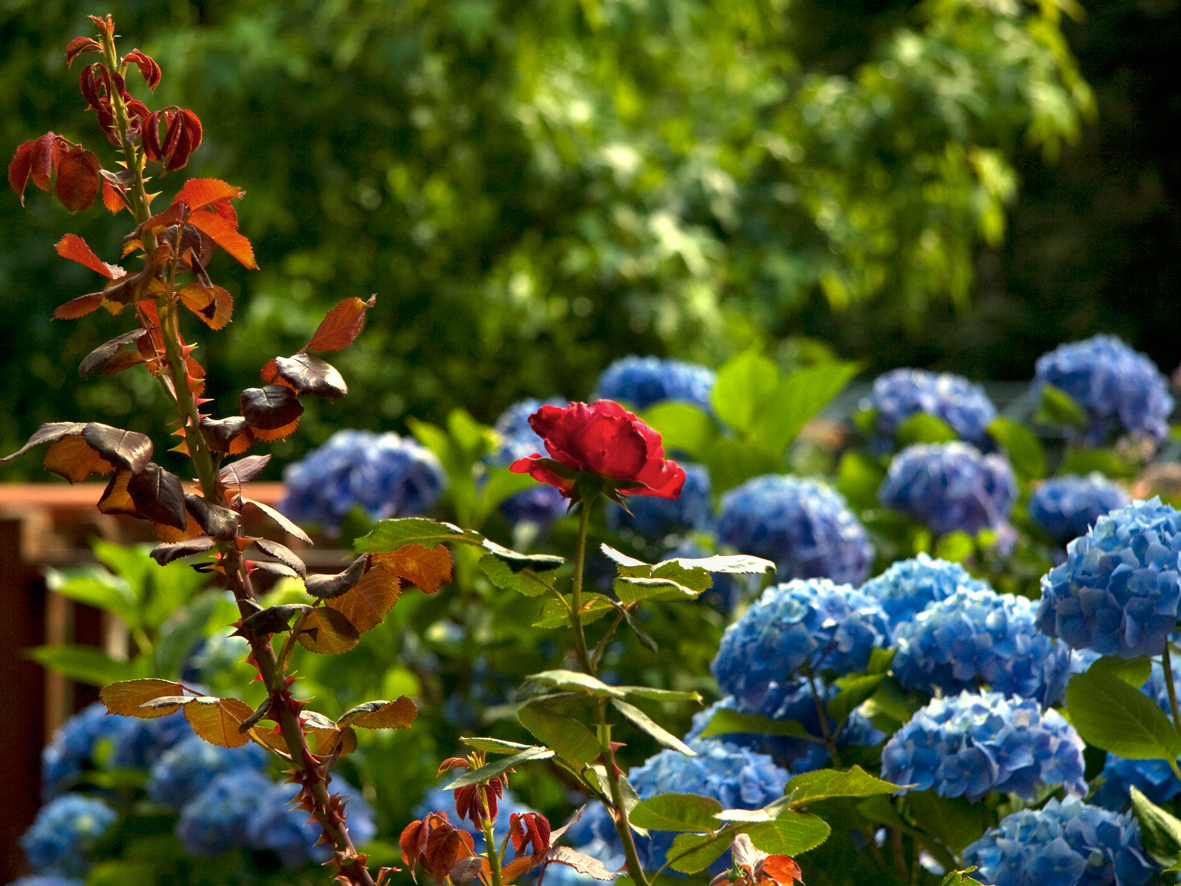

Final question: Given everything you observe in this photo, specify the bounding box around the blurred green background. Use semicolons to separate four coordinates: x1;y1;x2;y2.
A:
1;0;1177;477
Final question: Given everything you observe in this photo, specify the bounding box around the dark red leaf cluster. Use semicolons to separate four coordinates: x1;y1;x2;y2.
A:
453;775;504;829
9;133;101;211
399;812;479;884
143;107;203;172
508;812;552;864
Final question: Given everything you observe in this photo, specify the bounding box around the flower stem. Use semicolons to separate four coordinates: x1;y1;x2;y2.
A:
599;711;652;886
1164;644;1181;738
570;498;595;674
482;813;503;886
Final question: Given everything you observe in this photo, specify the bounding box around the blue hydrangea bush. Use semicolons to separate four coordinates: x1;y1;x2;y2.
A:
861;368;997;449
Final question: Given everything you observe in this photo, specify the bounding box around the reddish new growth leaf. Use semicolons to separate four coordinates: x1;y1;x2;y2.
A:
399;812;477;885
143;107;203;172
122;49;161;90
453;776;504;829
709;835;803;886
66;37;102;67
305;295;377;352
55;147;102;212
56;233;123;280
186;207;256;269
509;811;552;864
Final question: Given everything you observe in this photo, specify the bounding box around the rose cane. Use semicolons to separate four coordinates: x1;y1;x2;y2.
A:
511;399;685;886
7;18;392;886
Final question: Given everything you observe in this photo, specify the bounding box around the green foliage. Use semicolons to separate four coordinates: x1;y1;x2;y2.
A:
1066;670;1181;762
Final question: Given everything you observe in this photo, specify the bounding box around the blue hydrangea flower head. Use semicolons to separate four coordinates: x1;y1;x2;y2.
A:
893;588;1074;705
147;733;269;809
594;356;716;412
176;769;276;856
569;737;789;875
878;442;1018;536
963;796;1155;886
717;475;873;585
7;878;87;886
1091;754;1181;812
880;691;1086;802
607;462;712;540
1036;498;1181;658
712;579;890;711
491;398;570;526
1029;474;1132;546
105;709;193;773
248;778;376;868
1033;334;1174;447
40;702;139;800
859;552;991;627
862;368;996;448
279;429;447;532
20;794;117;876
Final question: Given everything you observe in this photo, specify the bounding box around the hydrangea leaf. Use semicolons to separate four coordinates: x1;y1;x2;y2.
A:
444;746;555;789
825;674;886;724
712;349;779;435
533;593;615;629
896;413;958;446
904;791;991;855
752;360;860;460
784;766;900;806
986;417;1046;479
837;451;889;511
1036;383;1089;429
702;437;780;494
30;644;144;687
295;607;361;654
518;704;602;766
100;678;187;716
698;707;818;741
742;812;831;856
1088;655;1153;688
480;554;554;598
640;402;718;460
628;792;724;832
667;832;733;874
939;872;986;886
1130;785;1181;868
610;699;695;756
355;517;485;553
1066;670;1181;760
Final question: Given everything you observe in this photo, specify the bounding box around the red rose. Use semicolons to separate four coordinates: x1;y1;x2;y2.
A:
510;400;685;501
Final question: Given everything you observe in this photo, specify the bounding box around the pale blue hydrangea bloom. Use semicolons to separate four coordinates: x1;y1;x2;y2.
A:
963;796;1155;886
684;693;882;774
20;794;118;876
40;702;138;800
880;691;1086;803
1033;334;1173;447
893;588;1074;705
606;462;712;540
147;733;269;809
878;442;1018;536
564;737;789;875
279;429;447;532
248;778;376;868
858;553;991;627
712;579;891;712
1028;474;1131;546
862;368;996;448
176;769;275;856
491;397;569;526
6;877;86;886
594;356;716;412
717;475;873;586
1036;498;1181;658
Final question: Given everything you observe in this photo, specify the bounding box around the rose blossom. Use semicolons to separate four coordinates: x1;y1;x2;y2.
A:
509;400;685;502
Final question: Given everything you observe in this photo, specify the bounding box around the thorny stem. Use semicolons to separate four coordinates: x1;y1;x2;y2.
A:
481;802;504;886
97;26;374;886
